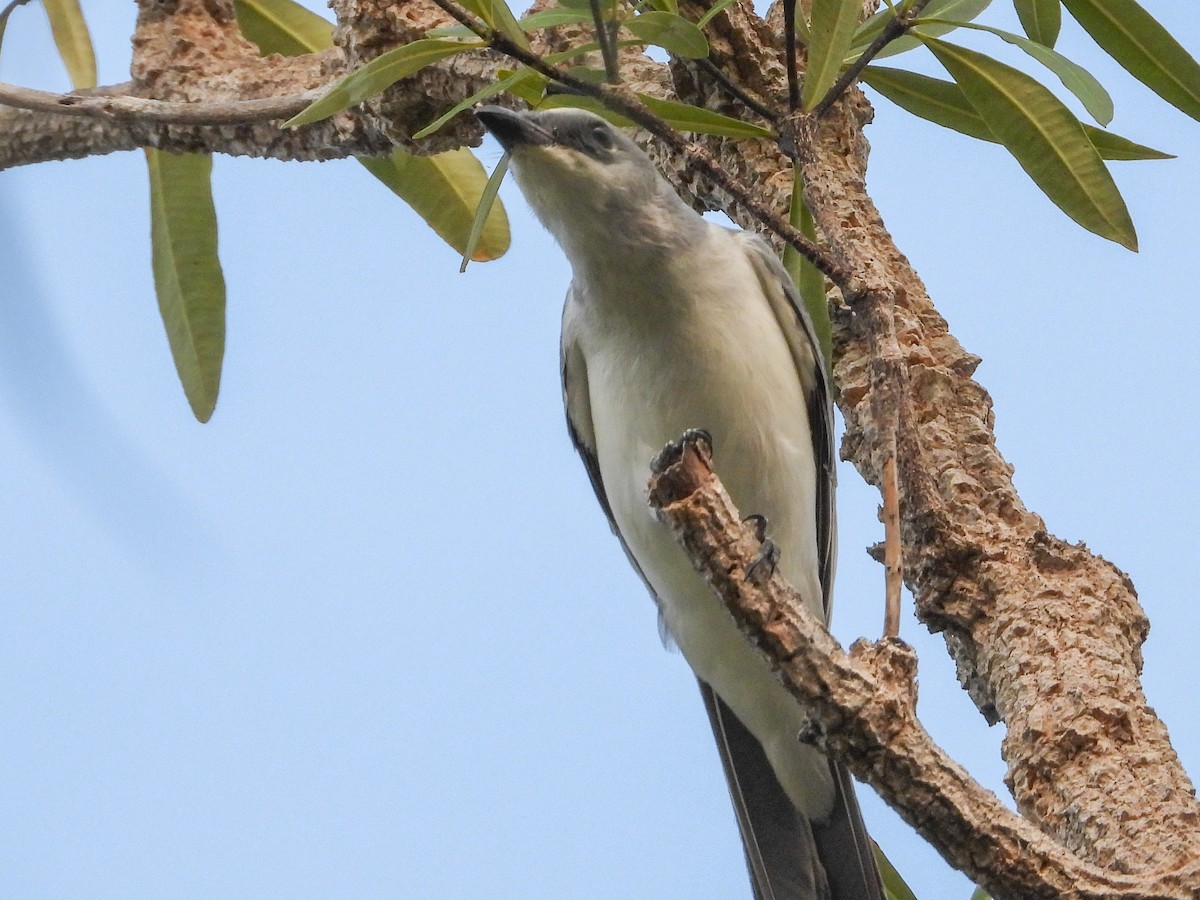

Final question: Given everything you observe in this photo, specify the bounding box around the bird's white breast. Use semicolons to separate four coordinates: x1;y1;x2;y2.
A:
569;225;836;818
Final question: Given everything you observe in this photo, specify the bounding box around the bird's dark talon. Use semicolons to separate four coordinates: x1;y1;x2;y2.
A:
743;513;768;543
651;428;713;474
746;539;780;586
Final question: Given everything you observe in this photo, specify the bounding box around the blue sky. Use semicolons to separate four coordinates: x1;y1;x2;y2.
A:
2;3;1198;898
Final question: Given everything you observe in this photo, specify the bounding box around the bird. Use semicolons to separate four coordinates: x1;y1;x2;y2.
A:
475;103;884;900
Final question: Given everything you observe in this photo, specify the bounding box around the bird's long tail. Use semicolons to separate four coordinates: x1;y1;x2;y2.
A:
699;680;884;900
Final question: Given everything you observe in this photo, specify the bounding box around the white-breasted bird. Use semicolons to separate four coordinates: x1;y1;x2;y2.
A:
476;104;883;900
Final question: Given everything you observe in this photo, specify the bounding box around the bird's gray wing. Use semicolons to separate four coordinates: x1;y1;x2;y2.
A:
737;233;837;619
561;285;666;637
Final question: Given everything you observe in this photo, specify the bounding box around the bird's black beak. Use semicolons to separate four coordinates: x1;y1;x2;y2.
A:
475;105;553;151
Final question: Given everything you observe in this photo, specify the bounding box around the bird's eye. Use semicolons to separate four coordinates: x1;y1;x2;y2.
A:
591;125;615;151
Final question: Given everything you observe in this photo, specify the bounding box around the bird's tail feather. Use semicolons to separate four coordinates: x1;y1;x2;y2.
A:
699;680;884;900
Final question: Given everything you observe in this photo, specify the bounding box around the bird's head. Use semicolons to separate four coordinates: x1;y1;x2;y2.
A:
475;105;696;257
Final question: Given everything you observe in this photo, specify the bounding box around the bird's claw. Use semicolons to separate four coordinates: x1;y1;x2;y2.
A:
651;428;713;474
744;514;780;585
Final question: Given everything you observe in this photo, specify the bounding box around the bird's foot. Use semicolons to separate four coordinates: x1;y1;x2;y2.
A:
651;428;713;475
743;514;780;585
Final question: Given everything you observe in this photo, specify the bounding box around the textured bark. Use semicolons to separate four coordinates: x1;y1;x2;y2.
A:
649;440;1200;899
5;0;1199;895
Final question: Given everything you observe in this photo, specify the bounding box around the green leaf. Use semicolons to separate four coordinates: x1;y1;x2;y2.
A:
542;92;774;138
360;149;511;261
460;152;511;272
42;0;96;89
1084;125;1172;161
969;888;992;900
1061;0;1200;121
284;39;483;127
782;167;832;376
624;11;709;59
458;0;531;48
516;8;598;30
802;0;862;109
872;841;920;900
1013;0;1060;47
234;0;334;53
922;38;1136;249
862;65;995;140
863;65;1171;159
145;150;226;423
849;0;991;61
413;68;546;139
921;19;1112;124
696;0;741;28
235;0;510;259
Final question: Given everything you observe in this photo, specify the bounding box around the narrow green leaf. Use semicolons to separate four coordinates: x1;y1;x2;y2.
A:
542;92;774;137
234;0;334;53
802;0;863;109
1083;126;1172;161
487;0;532;50
43;0;96;89
782;167;832;376
921;18;1112;123
1013;0;1060;47
863;65;1172;159
922;38;1136;248
360;149;511;261
284;39;483;127
624;10;709;59
872;841;919;900
862;65;995;140
413;68;546;139
460;153;510;272
696;0;741;28
145;150;226;423
848;0;991;61
516;8;598;30
1061;0;1200;121
457;0;530;48
235;0;511;259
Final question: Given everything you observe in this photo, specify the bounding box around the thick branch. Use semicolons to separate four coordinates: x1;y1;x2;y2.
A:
648;440;1200;900
0;81;320;124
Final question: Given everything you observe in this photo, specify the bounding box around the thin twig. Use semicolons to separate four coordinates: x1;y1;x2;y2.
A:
0;80;322;124
812;0;935;118
695;57;778;123
783;0;800;110
882;452;902;637
588;0;621;83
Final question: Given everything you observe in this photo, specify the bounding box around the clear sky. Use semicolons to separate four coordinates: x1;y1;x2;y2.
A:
2;3;1198;898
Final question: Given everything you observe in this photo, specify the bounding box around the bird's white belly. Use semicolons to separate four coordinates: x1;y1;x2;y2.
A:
583;274;835;819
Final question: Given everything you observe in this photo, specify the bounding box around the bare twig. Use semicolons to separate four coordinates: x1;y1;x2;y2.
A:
881;454;901;637
695;57;778;123
0;81;323;125
783;0;800;110
588;0;621;83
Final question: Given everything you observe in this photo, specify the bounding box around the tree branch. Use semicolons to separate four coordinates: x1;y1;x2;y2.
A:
0;81;322;124
648;439;1200;899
